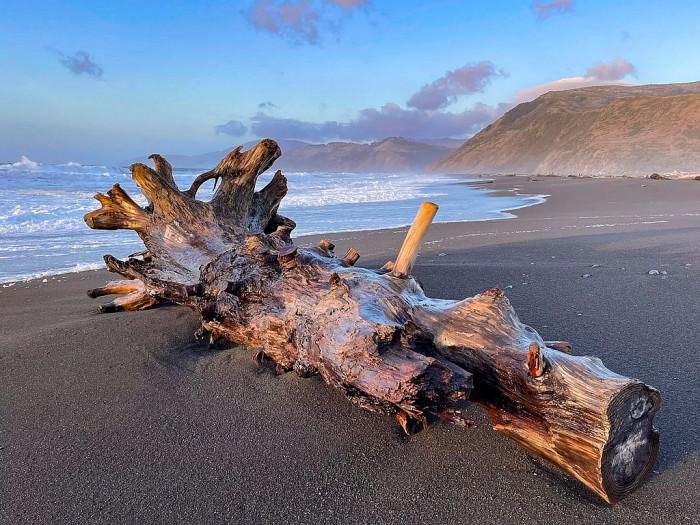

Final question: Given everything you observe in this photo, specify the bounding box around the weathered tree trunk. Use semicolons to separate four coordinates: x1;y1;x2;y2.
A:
84;139;660;503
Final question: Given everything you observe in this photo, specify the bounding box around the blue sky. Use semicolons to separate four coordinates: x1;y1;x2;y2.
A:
1;0;699;163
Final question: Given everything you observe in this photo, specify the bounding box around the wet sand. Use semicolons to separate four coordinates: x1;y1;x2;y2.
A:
1;176;699;524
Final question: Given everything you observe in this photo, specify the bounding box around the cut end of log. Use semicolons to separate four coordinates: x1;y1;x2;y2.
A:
601;382;661;503
341;247;360;266
317;239;335;256
378;260;395;273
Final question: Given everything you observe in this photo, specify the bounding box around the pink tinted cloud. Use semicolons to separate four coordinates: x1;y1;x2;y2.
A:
532;0;573;19
513;58;636;102
328;0;367;8
407;62;506;111
247;0;365;45
248;102;506;142
586;58;636;81
248;0;279;32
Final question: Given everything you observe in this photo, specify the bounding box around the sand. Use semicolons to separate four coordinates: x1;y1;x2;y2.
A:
1;176;699;524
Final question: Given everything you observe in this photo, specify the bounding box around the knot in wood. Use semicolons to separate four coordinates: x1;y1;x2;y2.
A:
526;342;546;378
341;247;360;267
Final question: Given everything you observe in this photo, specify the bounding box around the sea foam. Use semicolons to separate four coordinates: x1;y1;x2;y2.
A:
0;163;545;282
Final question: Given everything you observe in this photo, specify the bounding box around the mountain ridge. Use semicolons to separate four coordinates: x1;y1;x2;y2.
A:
123;137;458;172
276;137;454;173
431;81;700;176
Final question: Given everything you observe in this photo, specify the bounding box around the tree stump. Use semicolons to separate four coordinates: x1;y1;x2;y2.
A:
84;139;660;503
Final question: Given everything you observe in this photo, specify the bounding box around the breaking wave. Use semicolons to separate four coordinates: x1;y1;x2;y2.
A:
280;172;447;207
1;155;39;169
0;163;545;282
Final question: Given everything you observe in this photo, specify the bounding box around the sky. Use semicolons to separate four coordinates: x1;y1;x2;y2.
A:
1;0;699;163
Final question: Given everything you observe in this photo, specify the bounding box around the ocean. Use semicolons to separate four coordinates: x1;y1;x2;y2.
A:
0;156;546;283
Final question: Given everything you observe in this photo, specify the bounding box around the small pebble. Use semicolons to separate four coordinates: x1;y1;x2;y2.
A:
648;269;660;275
591;264;601;268
41;278;48;283
504;285;513;289
661;270;668;275
582;274;592;278
437;253;447;257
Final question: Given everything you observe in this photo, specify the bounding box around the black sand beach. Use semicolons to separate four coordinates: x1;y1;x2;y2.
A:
2;177;699;524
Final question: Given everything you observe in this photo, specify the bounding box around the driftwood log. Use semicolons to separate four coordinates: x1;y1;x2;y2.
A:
84;139;660;503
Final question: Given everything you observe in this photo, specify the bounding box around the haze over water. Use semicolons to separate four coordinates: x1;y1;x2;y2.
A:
0;158;545;282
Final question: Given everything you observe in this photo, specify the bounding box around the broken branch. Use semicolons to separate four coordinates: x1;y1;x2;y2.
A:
392;202;439;278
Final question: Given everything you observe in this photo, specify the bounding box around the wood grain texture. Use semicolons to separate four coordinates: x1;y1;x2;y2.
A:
83;139;660;503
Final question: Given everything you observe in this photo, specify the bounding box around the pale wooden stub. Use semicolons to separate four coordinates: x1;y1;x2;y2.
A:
392;201;439;278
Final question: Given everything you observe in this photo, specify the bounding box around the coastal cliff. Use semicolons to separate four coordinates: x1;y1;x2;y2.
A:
432;82;700;176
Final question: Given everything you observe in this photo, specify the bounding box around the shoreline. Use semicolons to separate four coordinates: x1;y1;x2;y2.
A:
10;173;700;285
2;175;700;523
0;175;548;284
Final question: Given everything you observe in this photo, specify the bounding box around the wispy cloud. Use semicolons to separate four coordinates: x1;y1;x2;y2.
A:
513;58;636;102
55;50;103;79
215;120;248;136
532;0;573;19
407;62;506;111
246;0;366;45
258;101;279;109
